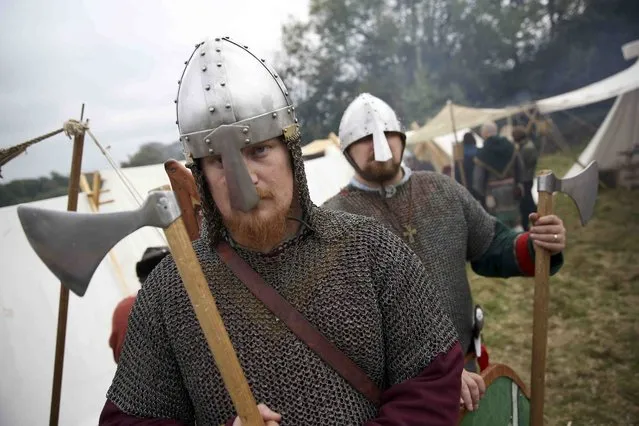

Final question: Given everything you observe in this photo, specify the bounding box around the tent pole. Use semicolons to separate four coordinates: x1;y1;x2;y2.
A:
544;114;589;170
448;100;467;187
49;104;86;426
544;114;608;188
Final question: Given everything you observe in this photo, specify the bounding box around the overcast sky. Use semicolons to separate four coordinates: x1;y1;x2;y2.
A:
0;0;309;182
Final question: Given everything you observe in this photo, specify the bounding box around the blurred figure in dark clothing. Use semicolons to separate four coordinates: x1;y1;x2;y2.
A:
455;132;483;204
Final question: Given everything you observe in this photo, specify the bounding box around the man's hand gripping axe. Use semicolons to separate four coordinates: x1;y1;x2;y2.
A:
17;191;265;426
530;161;598;426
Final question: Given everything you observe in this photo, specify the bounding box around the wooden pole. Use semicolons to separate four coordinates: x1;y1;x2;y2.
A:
448;101;467;187
49;104;86;426
530;170;553;426
164;217;264;426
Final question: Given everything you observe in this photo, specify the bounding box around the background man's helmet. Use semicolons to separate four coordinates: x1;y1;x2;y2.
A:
338;93;405;162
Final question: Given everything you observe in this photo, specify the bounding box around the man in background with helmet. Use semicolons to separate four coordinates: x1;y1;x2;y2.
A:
99;38;464;425
322;93;568;413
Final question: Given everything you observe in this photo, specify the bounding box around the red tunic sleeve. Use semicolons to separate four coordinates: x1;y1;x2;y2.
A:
108;295;137;363
364;342;463;426
99;400;187;425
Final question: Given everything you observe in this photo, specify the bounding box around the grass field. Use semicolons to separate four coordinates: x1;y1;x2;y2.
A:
470;151;639;425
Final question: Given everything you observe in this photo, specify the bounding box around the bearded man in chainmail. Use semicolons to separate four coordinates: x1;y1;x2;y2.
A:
98;39;463;426
322;93;567;413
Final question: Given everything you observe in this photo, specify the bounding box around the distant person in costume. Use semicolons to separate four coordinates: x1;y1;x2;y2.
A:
473;121;524;229
454;132;482;204
512;126;540;231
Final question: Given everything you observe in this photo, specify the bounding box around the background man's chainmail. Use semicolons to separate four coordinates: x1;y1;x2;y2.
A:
323;171;496;352
106;135;458;425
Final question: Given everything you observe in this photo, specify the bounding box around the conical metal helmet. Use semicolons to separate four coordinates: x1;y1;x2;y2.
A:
338;93;405;162
175;37;300;212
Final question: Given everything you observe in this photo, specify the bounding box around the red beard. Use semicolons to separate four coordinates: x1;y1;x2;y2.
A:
224;187;290;252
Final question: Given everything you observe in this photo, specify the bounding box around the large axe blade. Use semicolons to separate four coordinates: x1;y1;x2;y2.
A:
16;190;265;426
17;191;178;297
537;160;599;225
530;160;598;426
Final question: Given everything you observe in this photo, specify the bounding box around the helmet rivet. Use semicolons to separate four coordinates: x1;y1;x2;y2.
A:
215;38;220;41
209;148;214;154
175;120;179;124
205;84;211;90
217;62;222;67
200;51;205;56
287;108;291;113
243;45;248;49
209;106;215;112
184;136;189;141
261;58;266;62
295;118;299;123
216;48;221;52
178;80;181;84
272;112;277;118
242;128;249;134
220;82;226;87
245;138;250;143
173;99;177;104
202;66;207;72
285;91;289;96
205;138;211;144
274;73;278;78
226;103;231;109
291;106;295;111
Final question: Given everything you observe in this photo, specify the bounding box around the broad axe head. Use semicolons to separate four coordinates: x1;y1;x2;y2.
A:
537;161;599;226
17;191;181;297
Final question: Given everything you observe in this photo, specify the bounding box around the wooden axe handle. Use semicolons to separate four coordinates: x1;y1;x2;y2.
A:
165;160;202;241
164;217;264;426
530;182;554;426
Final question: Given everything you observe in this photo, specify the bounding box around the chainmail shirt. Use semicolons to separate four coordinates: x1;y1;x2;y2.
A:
323;171;496;352
106;137;458;425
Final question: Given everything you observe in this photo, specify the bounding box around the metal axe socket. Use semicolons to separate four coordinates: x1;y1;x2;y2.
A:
17;191;181;297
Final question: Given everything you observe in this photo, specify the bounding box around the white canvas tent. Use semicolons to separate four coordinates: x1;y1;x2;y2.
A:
535;41;639;115
563;40;639;188
304;144;354;203
406;103;520;146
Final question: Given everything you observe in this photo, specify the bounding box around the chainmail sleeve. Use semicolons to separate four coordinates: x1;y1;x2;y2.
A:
106;258;195;424
371;224;459;385
450;177;497;262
